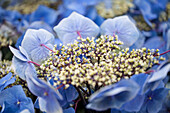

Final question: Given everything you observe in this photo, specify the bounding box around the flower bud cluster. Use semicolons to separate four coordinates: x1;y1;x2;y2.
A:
0;33;13;49
38;35;164;89
0;60;13;77
96;0;134;18
7;0;53;14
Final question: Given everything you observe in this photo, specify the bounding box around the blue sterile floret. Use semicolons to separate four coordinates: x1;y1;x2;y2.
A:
21;29;55;64
100;15;139;48
0;85;34;113
26;75;63;113
53;12;100;45
9;46;37;80
139;88;169;113
86;79;140;111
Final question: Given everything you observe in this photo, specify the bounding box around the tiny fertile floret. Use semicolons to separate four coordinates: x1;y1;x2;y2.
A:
38;35;163;89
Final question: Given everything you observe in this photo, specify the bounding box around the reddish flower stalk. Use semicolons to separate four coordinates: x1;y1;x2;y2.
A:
145;70;155;74
28;61;40;67
40;44;56;53
74;98;81;112
77;31;82;38
154;50;170;56
56;84;65;90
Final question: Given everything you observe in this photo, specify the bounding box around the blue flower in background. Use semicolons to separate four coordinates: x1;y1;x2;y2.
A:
28;21;54;33
3;9;29;33
29;5;59;27
0;85;34;113
0;72;15;92
100;15;139;48
9;46;37;80
54;12;100;45
86;79;140;111
159;94;170;113
57;85;78;108
15;21;54;49
26;75;63;113
120;73;149;112
134;0;168;26
58;0;97;18
0;7;6;23
139;88;169;113
21;29;55;64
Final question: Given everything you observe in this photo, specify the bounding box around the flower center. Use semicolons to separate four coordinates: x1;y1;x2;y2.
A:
37;35;165;90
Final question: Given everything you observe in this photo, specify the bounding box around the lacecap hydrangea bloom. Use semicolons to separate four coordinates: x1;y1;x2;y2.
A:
8;12;170;113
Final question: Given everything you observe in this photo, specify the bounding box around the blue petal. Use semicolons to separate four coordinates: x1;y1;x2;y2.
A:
148;64;170;83
63;107;75;113
121;95;145;112
20;109;31;113
54;12;100;45
130;73;149;94
0;73;16;92
0;72;12;85
46;95;63;113
29;5;59;26
26;75;62;100
87;79;139;111
12;56;36;80
9;46;28;61
65;85;79;102
100;15;139;48
130;32;146;49
58;85;78;108
37;91;63;113
0;76;15;92
29;21;54;33
21;29;55;64
15;32;25;49
19;46;30;60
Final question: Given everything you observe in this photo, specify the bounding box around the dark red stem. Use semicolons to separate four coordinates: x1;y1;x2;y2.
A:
154;50;170;56
56;84;64;90
74;98;81;112
145;70;155;74
28;61;40;67
40;44;55;53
